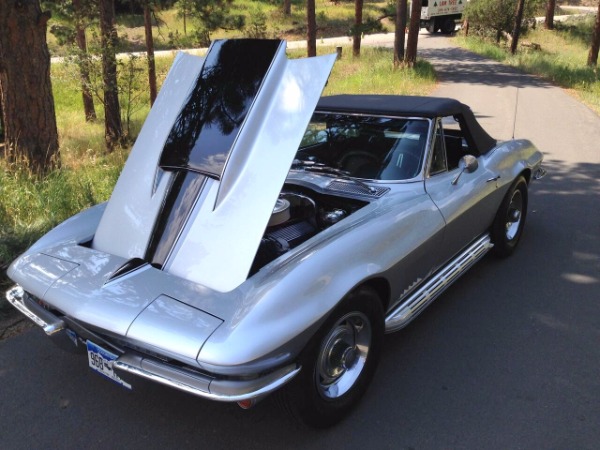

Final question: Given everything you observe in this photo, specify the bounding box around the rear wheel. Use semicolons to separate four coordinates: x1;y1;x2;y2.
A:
427;20;437;34
440;18;456;34
277;286;384;428
491;176;528;257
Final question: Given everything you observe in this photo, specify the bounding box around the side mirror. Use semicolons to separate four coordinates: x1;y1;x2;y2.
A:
451;155;478;185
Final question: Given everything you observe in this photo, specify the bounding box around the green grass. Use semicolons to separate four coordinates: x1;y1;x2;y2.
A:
0;55;176;284
0;151;125;290
293;46;436;96
455;15;600;114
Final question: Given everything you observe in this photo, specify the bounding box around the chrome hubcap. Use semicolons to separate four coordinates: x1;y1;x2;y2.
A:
316;312;371;399
505;190;523;241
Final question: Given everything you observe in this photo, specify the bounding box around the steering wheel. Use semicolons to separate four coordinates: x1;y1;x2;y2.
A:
339;151;379;171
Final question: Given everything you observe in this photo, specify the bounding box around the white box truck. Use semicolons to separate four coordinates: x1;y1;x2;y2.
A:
420;0;466;34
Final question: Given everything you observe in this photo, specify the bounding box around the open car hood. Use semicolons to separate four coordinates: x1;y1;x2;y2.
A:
92;40;336;292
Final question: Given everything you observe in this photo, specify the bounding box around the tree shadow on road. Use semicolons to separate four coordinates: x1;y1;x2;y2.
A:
421;46;552;88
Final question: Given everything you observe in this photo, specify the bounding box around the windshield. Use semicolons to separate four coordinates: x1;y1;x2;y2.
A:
297;113;430;181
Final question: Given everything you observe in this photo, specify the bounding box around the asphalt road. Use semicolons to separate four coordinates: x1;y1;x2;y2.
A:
2;34;599;449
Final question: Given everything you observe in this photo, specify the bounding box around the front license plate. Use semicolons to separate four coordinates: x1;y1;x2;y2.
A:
86;340;132;390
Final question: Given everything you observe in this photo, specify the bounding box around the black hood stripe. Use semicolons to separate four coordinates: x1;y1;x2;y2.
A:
147;39;283;268
146;171;207;268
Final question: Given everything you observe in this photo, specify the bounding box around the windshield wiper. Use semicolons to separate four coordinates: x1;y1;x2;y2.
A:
292;159;348;175
292;160;378;195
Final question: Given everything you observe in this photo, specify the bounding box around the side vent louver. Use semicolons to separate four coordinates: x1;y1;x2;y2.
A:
326;180;390;198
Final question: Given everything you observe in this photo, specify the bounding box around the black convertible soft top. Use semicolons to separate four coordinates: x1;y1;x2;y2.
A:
316;95;497;154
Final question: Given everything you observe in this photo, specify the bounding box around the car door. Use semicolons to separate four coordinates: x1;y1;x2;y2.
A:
425;117;502;264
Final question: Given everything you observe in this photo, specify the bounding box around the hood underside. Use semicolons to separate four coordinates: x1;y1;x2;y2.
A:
92;40;336;292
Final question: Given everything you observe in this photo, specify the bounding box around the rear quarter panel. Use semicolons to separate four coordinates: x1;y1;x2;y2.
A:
485;139;543;191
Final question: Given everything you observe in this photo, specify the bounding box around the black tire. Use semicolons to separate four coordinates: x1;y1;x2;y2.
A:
277;286;384;428
440;18;456;34
427;20;437;34
491;176;528;257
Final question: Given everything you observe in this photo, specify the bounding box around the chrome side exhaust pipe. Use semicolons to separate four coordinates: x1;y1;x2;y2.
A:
385;234;493;333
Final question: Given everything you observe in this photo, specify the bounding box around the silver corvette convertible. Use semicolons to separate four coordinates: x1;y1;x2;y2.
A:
6;39;545;427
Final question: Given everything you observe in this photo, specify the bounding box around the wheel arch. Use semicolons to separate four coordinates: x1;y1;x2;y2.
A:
520;168;532;184
277;274;386;427
356;277;391;312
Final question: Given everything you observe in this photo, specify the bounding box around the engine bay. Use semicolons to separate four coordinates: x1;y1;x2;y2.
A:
250;185;369;275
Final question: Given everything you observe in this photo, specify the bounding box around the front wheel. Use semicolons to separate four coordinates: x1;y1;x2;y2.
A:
277;286;384;428
440;18;456;34
491;176;528;257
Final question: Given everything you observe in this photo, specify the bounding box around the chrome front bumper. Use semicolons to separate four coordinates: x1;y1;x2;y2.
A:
5;285;300;402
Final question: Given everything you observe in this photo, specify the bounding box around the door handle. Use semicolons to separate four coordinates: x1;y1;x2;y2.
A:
486;175;500;183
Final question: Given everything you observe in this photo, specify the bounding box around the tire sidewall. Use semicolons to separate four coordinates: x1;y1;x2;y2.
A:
280;286;384;428
492;176;528;257
441;18;455;34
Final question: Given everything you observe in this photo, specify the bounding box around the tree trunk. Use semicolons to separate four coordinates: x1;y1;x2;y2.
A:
307;0;317;57
588;0;600;67
98;0;123;151
353;0;364;57
283;0;291;16
0;94;4;145
394;0;408;68
405;0;422;66
0;0;59;173
144;1;157;106
73;0;96;121
510;0;526;55
180;0;190;35
545;0;556;30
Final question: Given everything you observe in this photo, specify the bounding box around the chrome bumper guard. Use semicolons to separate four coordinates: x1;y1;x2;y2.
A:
5;285;66;335
5;284;300;402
